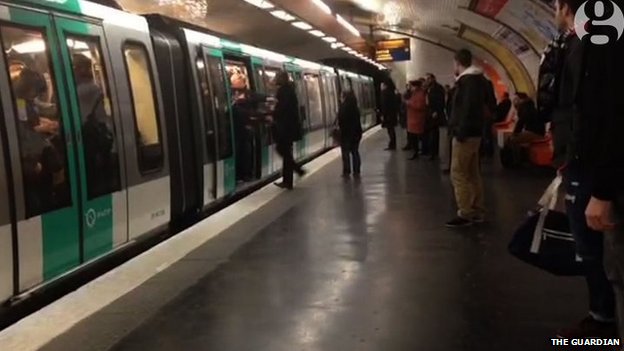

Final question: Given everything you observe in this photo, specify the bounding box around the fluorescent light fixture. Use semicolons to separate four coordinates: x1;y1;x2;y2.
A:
292;21;313;30
270;10;296;21
336;14;360;37
308;29;325;37
322;36;337;43
243;0;274;9
12;39;45;54
311;0;332;14
331;42;345;49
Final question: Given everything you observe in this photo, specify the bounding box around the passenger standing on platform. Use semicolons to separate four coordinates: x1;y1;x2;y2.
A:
549;0;616;339
380;79;399;150
272;71;306;190
404;80;427;160
506;93;544;149
446;49;488;228
338;91;363;178
424;73;446;161
581;3;624;342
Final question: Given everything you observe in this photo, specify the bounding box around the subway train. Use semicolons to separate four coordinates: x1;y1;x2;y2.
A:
0;0;377;310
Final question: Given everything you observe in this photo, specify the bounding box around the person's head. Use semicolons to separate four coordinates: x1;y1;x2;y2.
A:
409;79;423;92
72;54;94;83
513;92;529;106
275;71;290;87
554;0;583;31
425;73;436;86
14;68;46;100
454;49;472;76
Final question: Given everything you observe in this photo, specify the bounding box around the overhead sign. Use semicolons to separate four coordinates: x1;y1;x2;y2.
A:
375;38;411;62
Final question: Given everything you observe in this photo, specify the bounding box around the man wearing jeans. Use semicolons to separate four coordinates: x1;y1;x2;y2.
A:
446;49;488;228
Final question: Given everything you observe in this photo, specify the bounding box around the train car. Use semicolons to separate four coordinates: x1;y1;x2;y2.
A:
0;0;376;309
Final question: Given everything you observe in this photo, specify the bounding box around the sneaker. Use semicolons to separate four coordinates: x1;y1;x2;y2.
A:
445;217;473;228
274;182;293;190
556;316;618;339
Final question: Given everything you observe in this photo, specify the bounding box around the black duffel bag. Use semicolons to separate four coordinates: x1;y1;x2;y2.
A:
508;176;584;276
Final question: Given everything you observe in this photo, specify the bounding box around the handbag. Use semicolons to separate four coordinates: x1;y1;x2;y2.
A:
508;176;584;276
330;118;341;146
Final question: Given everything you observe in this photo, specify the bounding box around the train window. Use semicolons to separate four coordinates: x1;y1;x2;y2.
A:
195;55;216;162
1;25;71;217
123;43;163;174
225;60;249;91
304;73;323;129
66;36;120;198
262;67;281;97
207;56;233;159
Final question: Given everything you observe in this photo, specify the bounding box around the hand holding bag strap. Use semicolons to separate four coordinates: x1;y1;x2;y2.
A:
530;176;562;254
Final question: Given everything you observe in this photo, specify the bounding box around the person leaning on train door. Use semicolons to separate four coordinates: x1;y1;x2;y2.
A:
271;71;306;190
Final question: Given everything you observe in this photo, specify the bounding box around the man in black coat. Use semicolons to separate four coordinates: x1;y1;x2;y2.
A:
549;0;617;339
272;71;305;190
380;79;398;150
446;49;489;228
425;73;446;160
338;91;363;177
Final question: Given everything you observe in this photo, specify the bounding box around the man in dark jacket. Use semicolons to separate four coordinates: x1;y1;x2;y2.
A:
425;73;446;160
272;71;305;190
550;0;617;339
582;1;624;341
495;92;512;123
338;91;363;177
446;49;488;228
380;79;399;150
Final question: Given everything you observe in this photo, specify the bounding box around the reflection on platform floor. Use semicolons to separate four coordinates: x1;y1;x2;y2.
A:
54;133;586;351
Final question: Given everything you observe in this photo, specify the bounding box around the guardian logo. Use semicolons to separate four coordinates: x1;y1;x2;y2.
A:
575;0;624;44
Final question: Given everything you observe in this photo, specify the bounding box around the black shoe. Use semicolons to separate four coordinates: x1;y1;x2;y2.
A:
409;154;419;160
445;217;473;228
274;182;293;190
296;168;307;177
556;316;618;339
341;173;351;178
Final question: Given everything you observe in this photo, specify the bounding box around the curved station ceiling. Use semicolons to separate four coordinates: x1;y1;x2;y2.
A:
115;0;558;94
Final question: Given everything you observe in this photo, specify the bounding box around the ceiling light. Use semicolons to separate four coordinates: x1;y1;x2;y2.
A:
311;0;332;14
292;21;313;30
308;29;325;37
243;0;274;9
322;36;337;43
336;14;360;37
11;39;45;54
331;42;345;49
270;10;296;21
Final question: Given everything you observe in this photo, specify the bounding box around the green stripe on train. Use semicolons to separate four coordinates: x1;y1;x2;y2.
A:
17;0;82;13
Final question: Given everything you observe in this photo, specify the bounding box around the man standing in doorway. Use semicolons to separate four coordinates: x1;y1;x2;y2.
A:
273;71;306;190
446;49;488;228
549;0;616;338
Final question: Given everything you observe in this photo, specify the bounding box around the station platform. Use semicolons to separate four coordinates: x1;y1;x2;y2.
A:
1;129;587;351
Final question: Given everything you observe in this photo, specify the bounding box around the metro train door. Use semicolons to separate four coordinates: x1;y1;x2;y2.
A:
54;18;128;261
0;7;82;290
202;48;235;197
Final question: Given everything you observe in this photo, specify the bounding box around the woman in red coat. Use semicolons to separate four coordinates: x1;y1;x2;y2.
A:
405;79;428;160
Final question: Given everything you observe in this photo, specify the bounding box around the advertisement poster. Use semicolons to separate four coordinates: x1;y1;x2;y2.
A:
472;0;558;52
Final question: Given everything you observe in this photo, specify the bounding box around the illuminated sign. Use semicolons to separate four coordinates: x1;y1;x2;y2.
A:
375;38;410;62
